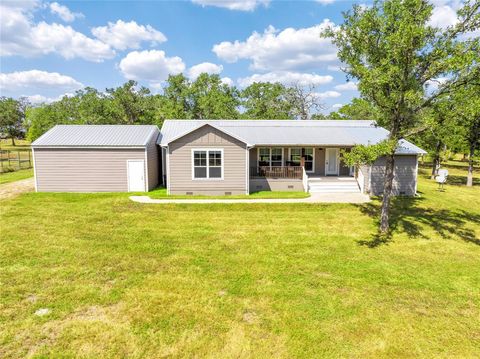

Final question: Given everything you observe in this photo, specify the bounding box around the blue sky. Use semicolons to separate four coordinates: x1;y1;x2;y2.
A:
0;0;462;113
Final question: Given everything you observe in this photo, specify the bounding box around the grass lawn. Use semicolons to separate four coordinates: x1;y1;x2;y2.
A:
0;166;479;357
0;139;31;151
147;187;310;199
0;169;34;185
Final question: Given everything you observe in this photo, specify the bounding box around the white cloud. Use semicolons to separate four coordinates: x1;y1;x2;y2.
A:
25;92;75;104
192;0;269;11
0;70;83;91
221;77;233;86
118;50;185;86
429;5;458;28
213;20;338;72
49;2;83;22
0;3;114;61
334;82;357;91
187;62;223;79
331;103;343;109
313;90;341;99
238;71;333;87
315;0;336;4
91;20;167;51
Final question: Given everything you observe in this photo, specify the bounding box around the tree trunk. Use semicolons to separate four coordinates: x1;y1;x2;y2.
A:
380;152;395;234
11;136;15;146
431;141;441;179
467;144;475;187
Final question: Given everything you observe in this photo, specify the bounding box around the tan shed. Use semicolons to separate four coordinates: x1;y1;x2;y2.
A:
32;125;160;192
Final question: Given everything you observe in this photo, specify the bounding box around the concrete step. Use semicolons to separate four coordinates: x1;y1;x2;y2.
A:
308;182;358;187
309;189;361;193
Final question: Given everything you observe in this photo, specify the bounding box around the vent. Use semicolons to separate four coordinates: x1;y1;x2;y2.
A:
225;191;232;195
288;185;294;189
186;192;193;195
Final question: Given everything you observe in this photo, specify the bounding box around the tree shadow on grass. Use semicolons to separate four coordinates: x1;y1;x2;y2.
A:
356;195;480;248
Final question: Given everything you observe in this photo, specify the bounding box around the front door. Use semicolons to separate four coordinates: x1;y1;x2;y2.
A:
325;148;339;175
127;160;145;192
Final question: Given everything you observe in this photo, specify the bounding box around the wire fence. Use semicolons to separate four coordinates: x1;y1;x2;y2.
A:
0;150;33;173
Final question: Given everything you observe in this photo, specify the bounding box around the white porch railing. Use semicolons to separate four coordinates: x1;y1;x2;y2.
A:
302;167;308;193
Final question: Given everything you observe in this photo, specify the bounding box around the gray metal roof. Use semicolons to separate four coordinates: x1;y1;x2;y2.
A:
32;125;159;147
158;120;426;154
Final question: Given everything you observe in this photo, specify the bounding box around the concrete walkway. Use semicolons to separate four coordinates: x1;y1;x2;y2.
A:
130;192;370;204
0;177;35;200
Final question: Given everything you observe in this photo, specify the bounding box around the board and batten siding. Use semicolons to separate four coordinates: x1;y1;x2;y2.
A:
168;125;248;195
34;148;146;192
369;155;418;196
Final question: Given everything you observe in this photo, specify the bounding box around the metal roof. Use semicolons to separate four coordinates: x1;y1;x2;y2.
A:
158;120;426;154
32;125;159;147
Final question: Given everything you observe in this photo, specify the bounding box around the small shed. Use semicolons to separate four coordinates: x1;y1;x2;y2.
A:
31;125;159;192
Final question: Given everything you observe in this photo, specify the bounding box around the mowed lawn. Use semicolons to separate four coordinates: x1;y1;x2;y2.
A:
1;166;479;357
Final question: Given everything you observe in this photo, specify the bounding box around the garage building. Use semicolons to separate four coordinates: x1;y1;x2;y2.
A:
32;125;160;192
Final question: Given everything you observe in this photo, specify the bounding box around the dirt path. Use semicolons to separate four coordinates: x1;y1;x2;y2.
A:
0;178;35;200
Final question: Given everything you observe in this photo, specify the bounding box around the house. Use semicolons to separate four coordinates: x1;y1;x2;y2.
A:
32;120;426;196
31;125;159;192
158;120;426;196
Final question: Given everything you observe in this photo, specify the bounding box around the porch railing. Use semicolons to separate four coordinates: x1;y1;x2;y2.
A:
250;166;303;179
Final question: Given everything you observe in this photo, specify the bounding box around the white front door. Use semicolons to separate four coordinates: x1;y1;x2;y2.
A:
127;160;145;192
325;148;339;175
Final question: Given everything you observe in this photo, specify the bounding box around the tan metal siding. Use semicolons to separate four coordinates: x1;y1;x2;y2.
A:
370;155;418;196
34;148;145;192
146;134;159;190
168;125;247;195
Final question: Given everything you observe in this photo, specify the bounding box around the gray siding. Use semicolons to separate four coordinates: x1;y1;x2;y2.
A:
370;155;418;196
34;148;146;192
146;133;159;190
168;125;247;195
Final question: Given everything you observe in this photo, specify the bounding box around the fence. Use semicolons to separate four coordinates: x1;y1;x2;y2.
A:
0;150;33;173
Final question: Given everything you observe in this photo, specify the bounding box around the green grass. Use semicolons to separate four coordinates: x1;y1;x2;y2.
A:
0;165;479;358
0;139;31;151
0;168;33;185
146;187;310;199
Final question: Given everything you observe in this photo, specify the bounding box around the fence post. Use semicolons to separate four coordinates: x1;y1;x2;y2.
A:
17;151;21;169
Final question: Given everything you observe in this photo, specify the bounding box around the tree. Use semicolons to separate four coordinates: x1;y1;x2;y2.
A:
190;74;240;119
323;0;479;233
285;84;324;120
0;97;27;145
449;77;480;186
155;74;193;120
106;80;155;124
329;98;381;121
241;82;293;119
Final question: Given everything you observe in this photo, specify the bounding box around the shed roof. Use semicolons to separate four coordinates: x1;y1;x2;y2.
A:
158;120;426;154
32;125;159;147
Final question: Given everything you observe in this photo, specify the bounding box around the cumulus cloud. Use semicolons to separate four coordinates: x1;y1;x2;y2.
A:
221;77;234;86
313;91;341;99
429;4;458;28
118;50;185;86
0;3;114;61
192;0;269;11
187;62;223;79
334;82;357;91
315;0;337;4
238;71;333;87
0;70;83;91
49;2;83;22
92;20;167;51
331;103;343;109
213;20;338;72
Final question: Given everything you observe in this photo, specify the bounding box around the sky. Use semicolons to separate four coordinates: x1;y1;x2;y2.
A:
0;0;464;113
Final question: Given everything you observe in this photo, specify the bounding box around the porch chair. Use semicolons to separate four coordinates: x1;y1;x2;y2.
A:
435;169;448;191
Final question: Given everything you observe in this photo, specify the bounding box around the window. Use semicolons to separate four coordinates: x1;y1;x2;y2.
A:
193;149;223;179
258;148;283;167
289;148;314;172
